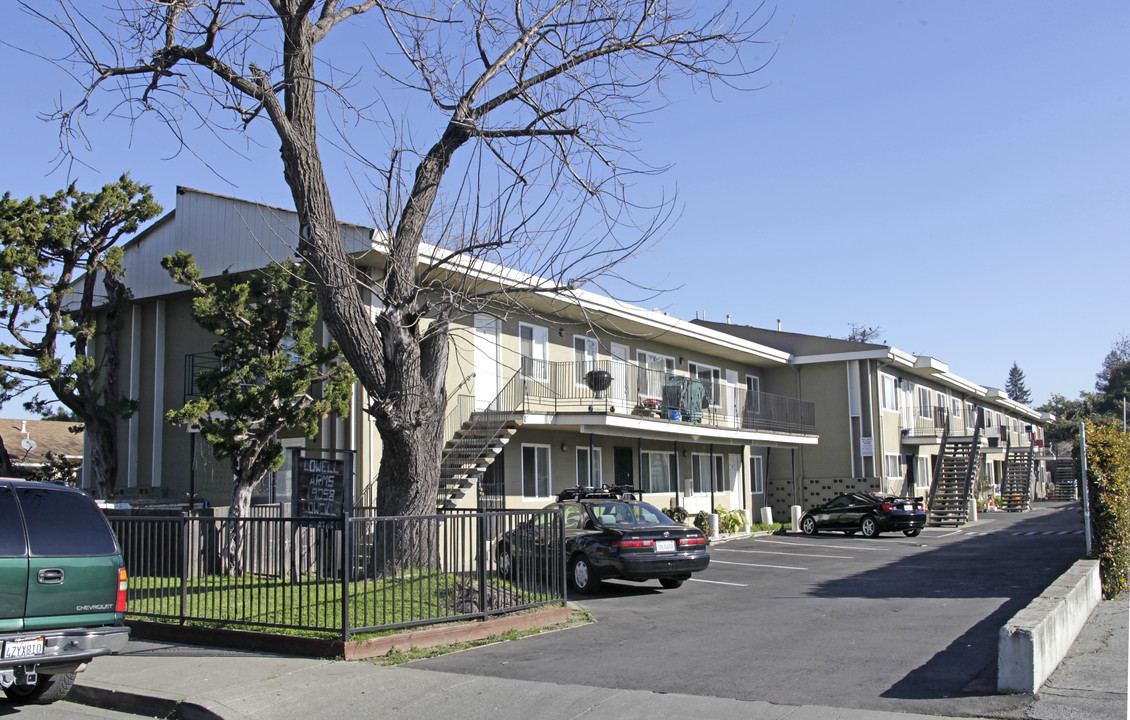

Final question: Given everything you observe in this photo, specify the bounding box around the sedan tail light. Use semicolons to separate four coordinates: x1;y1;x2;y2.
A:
678;536;707;547
881;502;894;512
616;539;655;548
115;567;128;613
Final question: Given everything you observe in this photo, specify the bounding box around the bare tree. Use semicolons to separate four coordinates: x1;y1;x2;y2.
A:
843;322;883;344
29;1;774;536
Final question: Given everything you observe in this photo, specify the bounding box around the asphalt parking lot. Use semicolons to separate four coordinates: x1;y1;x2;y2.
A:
412;501;1088;719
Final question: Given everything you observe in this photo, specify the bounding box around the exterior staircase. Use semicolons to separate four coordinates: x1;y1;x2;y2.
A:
927;410;984;527
1051;459;1077;500
1001;444;1034;511
438;411;521;509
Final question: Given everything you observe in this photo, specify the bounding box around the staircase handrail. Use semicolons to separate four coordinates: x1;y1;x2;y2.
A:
441;370;528;466
927;409;951;511
960;408;985;510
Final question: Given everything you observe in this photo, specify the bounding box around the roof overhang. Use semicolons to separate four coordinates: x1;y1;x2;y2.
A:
519;412;819;448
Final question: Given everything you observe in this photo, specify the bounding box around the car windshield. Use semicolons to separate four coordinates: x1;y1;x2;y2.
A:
588;501;674;526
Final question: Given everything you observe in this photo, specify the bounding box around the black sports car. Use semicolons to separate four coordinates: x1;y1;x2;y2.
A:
799;492;926;538
496;485;710;593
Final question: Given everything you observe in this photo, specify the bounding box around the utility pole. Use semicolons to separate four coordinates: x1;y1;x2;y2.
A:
1080;422;1092;556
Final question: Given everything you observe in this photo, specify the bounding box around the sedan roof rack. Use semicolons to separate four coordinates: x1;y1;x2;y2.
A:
556;484;640;502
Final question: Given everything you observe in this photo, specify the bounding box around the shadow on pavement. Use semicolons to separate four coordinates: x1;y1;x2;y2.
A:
807;504;1085;703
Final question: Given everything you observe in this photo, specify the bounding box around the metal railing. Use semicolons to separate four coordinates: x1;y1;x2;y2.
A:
110;509;564;641
472;360;815;435
902;406;1033;446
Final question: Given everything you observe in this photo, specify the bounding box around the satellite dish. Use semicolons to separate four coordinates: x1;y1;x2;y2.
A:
20;438;36;452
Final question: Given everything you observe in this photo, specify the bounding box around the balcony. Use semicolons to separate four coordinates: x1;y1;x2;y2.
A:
901;406;978;439
902;407;1034;448
475;359;816;436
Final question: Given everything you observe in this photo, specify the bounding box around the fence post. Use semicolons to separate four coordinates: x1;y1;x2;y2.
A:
180;514;189;626
477;512;487;621
341;513;352;643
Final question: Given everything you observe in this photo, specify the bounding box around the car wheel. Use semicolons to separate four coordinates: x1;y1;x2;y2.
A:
860;516;879;538
496;544;515;579
570;555;600;594
903;528;921;538
659;578;684;589
3;672;76;705
800;516;817;535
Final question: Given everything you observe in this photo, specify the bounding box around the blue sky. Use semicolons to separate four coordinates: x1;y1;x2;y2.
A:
0;1;1126;412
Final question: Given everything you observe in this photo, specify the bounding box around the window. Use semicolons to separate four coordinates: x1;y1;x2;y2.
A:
750;455;764;494
637;351;675;399
881;374;899;412
522;444;551;499
519;324;548;381
576;447;602;488
17;487;118;557
640;451;675;493
917;387;932;418
0;486;26;558
688;362;722;407
562;503;586;530
692;453;725;493
745;375;761;413
951;398;962;420
573;335;599;385
883;453;903;479
916;456;931;491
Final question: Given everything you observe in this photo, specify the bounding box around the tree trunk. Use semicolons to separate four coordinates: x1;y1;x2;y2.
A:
223;478;259;577
0;435;14;477
84;416;118;499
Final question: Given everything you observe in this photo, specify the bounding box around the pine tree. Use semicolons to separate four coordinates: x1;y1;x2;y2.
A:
1005;363;1032;405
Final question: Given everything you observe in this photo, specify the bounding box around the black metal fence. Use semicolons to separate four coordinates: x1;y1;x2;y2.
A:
109;509;565;641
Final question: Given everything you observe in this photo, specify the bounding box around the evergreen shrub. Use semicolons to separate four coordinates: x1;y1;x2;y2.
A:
1076;422;1130;598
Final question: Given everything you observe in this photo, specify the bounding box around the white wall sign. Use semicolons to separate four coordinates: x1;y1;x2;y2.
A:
860;437;874;457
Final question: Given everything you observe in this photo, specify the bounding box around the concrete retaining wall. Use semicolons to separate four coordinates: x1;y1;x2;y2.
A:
998;558;1101;693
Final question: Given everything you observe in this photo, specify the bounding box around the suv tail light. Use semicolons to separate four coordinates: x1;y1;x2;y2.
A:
678;537;707;547
115;567;128;613
616;539;654;548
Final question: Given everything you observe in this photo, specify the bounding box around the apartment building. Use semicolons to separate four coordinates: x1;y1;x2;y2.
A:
91;188;820;517
693;322;1051;521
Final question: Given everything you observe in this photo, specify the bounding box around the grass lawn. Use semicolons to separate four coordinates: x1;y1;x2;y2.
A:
126;570;559;638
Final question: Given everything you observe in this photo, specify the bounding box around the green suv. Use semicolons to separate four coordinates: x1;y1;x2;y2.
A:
0;480;129;704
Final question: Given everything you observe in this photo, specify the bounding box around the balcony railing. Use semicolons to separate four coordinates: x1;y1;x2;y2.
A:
477;359;815;435
902;407;1033;447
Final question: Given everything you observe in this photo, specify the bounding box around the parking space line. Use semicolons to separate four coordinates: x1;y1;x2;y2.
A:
715;548;853;560
753;538;891;552
710;559;808;571
931;530;962;538
688;578;749;587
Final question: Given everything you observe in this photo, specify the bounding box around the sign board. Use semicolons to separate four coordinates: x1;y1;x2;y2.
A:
293;455;350;519
860;437;874;458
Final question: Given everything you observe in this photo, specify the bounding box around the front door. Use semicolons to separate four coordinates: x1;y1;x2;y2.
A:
728;453;742;509
726;370;739;428
614;447;634;488
474;314;500;410
610;343;630;409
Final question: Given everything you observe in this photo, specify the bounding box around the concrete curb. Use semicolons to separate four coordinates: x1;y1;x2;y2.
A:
126;603;573;661
998;558;1101;693
69;684;224;720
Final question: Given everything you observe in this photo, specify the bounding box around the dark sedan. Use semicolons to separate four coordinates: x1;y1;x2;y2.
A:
799;492;926;538
496;485;710;593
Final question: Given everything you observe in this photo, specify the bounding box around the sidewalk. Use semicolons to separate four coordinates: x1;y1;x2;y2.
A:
67;597;1127;720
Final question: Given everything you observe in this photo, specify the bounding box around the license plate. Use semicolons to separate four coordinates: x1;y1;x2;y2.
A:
655;540;676;553
903;504;914;512
3;638;44;660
